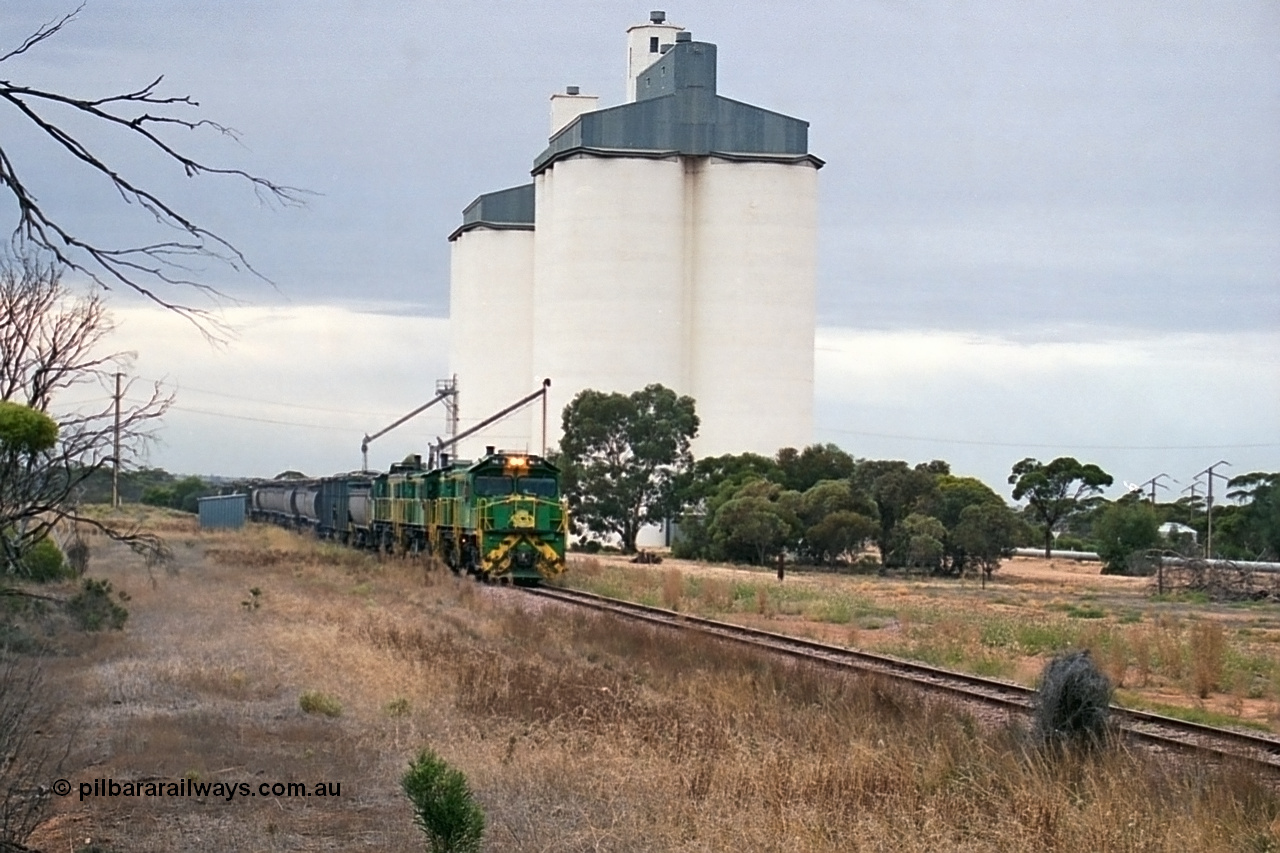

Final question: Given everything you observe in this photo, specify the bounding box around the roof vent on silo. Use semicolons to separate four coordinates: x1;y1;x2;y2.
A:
549;85;600;137
675;31;692;42
650;10;666;23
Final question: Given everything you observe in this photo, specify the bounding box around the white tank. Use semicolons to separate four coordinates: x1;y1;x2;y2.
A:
449;227;535;458
291;485;319;522
531;155;687;442
688;157;818;456
254;486;294;516
348;492;372;527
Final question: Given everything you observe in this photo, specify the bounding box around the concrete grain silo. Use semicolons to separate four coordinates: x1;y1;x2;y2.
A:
448;185;536;453
449;12;821;461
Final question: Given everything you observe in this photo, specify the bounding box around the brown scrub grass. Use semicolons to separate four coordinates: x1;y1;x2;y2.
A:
565;558;1280;730
15;515;1280;851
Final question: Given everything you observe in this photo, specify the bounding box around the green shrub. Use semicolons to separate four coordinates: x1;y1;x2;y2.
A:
19;537;73;582
1064;603;1106;619
139;486;175;508
298;690;342;717
1094;501;1161;575
66;578;129;631
1052;535;1094;553
401;748;485;853
0;401;57;453
139;475;211;513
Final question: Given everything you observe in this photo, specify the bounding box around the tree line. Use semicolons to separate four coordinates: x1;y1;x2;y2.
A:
555;385;1280;576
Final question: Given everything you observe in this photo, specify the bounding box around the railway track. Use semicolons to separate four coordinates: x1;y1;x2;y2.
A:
524;584;1280;771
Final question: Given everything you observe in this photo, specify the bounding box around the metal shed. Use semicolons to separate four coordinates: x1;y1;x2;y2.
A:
198;494;247;530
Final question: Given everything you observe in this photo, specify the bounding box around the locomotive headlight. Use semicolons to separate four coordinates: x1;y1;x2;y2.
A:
507;456;528;469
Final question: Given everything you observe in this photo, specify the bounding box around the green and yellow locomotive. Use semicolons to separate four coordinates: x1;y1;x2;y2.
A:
427;450;567;583
253;449;568;584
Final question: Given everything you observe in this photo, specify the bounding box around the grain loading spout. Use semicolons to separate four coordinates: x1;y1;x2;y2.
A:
360;376;458;472
432;378;551;467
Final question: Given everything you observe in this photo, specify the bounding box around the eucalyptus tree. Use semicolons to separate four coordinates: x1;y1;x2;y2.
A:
1008;457;1113;558
558;384;698;553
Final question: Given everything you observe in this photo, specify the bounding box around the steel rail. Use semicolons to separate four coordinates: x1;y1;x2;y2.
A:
524;584;1280;770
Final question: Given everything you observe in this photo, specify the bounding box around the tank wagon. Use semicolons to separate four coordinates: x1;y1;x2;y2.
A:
250;479;321;529
249;450;566;584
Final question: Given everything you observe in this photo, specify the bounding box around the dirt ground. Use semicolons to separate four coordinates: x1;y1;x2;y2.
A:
24;516;453;851
12;515;1280;851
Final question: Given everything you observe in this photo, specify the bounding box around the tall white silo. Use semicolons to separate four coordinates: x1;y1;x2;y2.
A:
448;187;535;459
530;154;688;437
689;158;819;456
450;19;821;465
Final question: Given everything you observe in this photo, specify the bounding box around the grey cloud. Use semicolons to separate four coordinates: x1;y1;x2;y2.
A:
2;1;1275;327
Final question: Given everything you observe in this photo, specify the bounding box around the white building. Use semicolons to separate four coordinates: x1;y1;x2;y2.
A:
1159;522;1198;544
449;13;822;460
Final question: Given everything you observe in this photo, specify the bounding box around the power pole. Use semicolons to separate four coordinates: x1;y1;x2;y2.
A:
1179;481;1202;551
1193;460;1231;558
1137;473;1171;504
112;372;123;508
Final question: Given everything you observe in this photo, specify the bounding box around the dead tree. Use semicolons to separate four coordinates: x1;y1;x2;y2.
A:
0;254;170;576
0;5;304;332
0;656;73;851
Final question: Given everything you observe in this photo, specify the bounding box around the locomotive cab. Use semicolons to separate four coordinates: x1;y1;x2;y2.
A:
460;451;567;583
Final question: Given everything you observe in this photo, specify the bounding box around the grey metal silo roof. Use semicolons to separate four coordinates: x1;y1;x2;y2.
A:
531;39;822;175
448;183;535;242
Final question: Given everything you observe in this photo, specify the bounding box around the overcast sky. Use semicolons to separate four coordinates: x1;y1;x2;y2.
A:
2;1;1276;496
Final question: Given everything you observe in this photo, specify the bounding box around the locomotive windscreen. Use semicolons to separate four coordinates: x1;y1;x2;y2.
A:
474;475;514;496
516;478;557;498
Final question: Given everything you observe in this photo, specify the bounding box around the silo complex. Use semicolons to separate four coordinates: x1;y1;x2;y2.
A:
448;13;822;460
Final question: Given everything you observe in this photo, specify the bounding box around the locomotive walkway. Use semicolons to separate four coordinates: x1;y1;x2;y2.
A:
524;585;1280;772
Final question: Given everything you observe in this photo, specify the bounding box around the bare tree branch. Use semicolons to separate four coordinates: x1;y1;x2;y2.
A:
0;6;308;338
0;4;82;64
0;253;172;577
0;656;71;850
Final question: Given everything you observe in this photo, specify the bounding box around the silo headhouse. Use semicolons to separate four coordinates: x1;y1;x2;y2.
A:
449;12;822;459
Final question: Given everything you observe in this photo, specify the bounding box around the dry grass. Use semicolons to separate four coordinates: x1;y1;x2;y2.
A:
698;576;732;611
660;566;683;611
1193;620;1229;699
564;557;1280;729
12;516;1280;851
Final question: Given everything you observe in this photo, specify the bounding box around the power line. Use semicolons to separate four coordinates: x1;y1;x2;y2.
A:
169;405;358;432
139;377;405;419
815;426;1279;452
